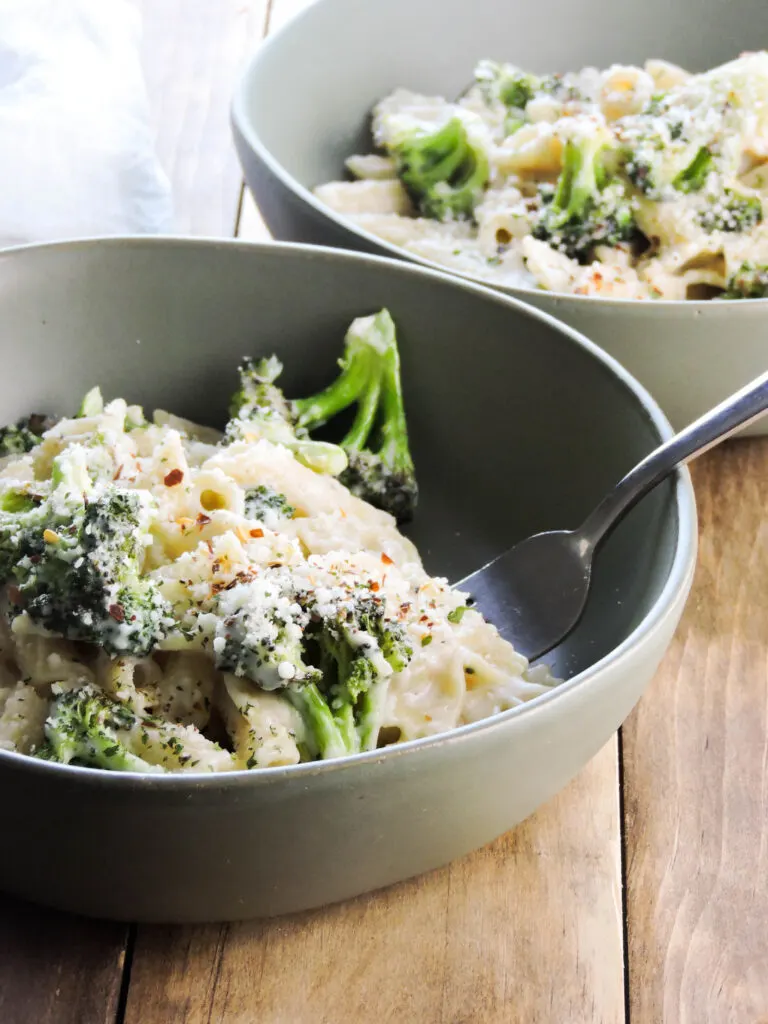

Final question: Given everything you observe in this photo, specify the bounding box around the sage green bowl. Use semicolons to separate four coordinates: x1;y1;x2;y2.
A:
0;238;696;923
231;0;768;435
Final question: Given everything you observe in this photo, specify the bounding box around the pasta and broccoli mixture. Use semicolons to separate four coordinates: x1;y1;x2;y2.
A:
315;52;768;300
0;310;552;773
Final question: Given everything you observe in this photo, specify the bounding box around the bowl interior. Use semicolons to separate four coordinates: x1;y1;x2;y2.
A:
239;0;768;201
0;240;682;680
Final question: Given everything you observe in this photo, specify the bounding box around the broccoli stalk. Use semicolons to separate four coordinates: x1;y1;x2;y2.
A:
533;134;635;261
388;117;489;221
285;682;353;760
293;309;418;522
720;262;768;299
225;355;348;476
673;146;714;193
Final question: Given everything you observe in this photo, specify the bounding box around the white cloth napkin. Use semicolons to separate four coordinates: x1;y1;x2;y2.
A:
0;0;173;247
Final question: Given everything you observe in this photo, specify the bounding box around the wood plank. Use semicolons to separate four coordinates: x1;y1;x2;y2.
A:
623;440;768;1023
124;739;624;1024
0;894;127;1024
136;0;268;237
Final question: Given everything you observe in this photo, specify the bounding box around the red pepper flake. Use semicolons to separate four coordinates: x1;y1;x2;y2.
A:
381;553;393;565
370;581;380;592
196;513;211;526
113;464;124;481
163;468;184;487
250;528;264;538
108;604;125;623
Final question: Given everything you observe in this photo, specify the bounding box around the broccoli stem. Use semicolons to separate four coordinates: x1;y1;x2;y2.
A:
356;682;390;752
551;137;603;227
377;330;414;476
673;146;713;193
287;683;354;760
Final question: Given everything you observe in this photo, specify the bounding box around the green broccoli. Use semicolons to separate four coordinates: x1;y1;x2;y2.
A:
474;59;541;111
244;484;295;523
292;309;418;522
224;355;348;476
720;262;768;299
672;146;714;194
211;571;321;693
0;414;56;457
697;189;763;233
532;134;636;261
388;116;489;220
223;311;418;521
211;568;412;759
42;684;162;772
308;591;411;753
41;684;235;772
5;468;170;657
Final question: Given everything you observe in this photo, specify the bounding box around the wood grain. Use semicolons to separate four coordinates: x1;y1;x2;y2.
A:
623;440;768;1024
136;0;267;237
0;895;127;1024
124;740;624;1024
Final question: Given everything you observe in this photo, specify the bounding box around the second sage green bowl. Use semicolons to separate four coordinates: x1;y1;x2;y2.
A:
231;0;768;435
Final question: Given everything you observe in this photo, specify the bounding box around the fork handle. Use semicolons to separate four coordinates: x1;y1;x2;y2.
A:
578;369;768;550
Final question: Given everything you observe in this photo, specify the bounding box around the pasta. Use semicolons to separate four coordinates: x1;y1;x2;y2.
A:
315;52;768;300
0;333;555;773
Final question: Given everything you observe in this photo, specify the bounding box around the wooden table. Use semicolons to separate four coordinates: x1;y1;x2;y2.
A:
1;3;767;1021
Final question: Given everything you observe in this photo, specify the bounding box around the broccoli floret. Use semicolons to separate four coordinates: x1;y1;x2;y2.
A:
720;262;768;299
308;591;412;753
7;477;170;657
228;355;293;430
697;189;763;233
532;134;636;261
223;311;418;521
211;570;321;692
43;685;162;772
293;309;418;522
388;116;489;220
42;684;234;772
474;59;540;111
473;60;579;111
0;414;55;457
243;484;295;522
224;356;348;476
211;568;412;759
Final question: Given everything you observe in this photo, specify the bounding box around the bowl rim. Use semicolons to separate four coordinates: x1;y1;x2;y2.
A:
230;0;768;312
0;234;698;787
